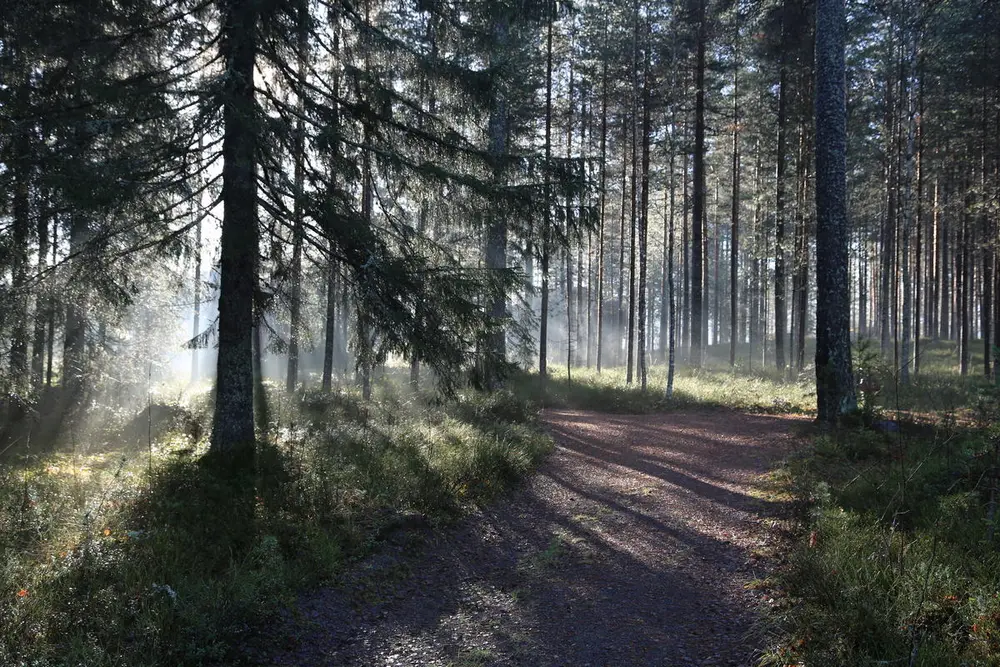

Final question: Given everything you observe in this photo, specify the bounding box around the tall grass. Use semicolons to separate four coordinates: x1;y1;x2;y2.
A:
510;364;816;414
0;383;550;666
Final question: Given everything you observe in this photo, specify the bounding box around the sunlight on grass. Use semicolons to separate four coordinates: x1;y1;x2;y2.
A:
511;364;816;415
0;385;550;666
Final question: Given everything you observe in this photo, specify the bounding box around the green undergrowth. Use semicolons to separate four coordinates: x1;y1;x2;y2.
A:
0;383;550;666
853;337;997;417
762;390;1000;666
510;364;816;415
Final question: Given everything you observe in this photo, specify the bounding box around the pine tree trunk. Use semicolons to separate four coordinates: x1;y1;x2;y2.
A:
774;6;789;372
940;178;950;340
795;136;810;373
750;141;762;370
10;60;31;396
322;11;342;393
961;175;971;376
360;140;374;401
64;213;90;403
691;0;707;368
660;151;670;364
192;211;203;383
31;192;50;391
596;22;609;373
982;96;993;379
713;182;721;348
618;115;629;368
539;17;553;380
627;107;638;383
730;31;741;367
285;5;307;394
900;22;917;385
638;27;652;391
927;174;941;340
815;0;857;424
683;134;691;362
577;97;586;367
667;129;677;397
322;257;337;392
914;53;924;375
45;220;57;389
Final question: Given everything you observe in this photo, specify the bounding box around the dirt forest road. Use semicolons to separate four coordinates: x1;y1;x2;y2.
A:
266;409;804;667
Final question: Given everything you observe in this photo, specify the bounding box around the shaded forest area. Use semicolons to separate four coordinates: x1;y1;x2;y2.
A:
1;0;999;664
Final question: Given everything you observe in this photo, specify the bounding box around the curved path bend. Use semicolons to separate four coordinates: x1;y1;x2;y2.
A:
267;409;803;667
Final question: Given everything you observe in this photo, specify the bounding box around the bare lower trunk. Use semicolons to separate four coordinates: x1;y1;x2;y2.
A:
211;0;259;461
815;0;857;423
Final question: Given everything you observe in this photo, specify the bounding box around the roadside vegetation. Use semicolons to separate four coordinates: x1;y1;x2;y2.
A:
513;363;814;415
760;338;1000;667
0;382;549;666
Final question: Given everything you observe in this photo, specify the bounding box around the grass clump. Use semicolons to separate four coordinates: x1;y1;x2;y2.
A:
0;383;550;666
510;364;815;415
763;405;1000;666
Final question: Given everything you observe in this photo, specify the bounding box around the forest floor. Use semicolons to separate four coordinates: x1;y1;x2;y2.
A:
260;408;807;667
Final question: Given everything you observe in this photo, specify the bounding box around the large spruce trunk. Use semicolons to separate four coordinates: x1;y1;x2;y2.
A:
211;0;259;460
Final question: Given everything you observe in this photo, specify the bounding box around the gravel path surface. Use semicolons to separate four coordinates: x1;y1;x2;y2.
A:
266;408;803;667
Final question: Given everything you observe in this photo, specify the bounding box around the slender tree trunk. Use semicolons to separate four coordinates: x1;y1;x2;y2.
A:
322;11;342;393
714;181;721;347
982;94;993;379
587;229;594;368
921;174;941;340
961;174;971;376
730;30;741;367
900;22;917;384
660;148;670;364
638;27;652;391
626;0;639;382
285;4;308;394
10;59;31;396
880;37;899;357
667;128;677;396
45;220;57;389
64;214;90;403
31;191;50;391
484;14;510;389
691;0;707;368
539;16;553;379
815;0;857;423
619;115;629;368
577;97;586;366
940;177;950;340
774;8;789;372
322;259;337;392
914;53;924;375
682;127;691;361
795;131;810;373
596;22;609;373
566;54;575;380
192;209;203;383
750;140;762;369
360;136;374;401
